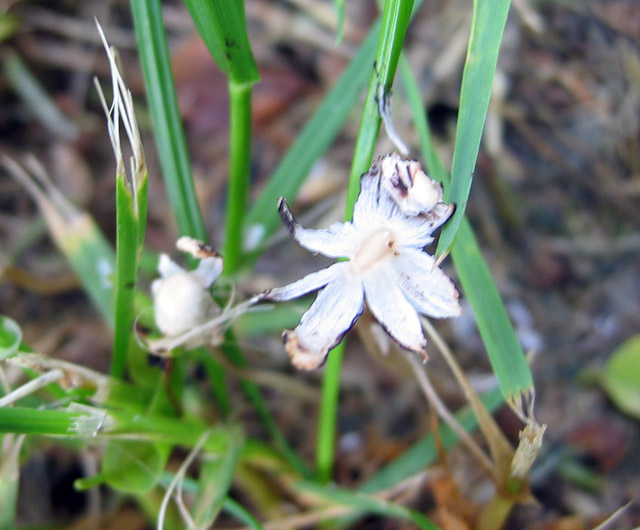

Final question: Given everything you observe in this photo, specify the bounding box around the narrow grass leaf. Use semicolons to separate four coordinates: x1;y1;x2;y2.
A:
112;168;141;377
344;0;414;213
224;83;253;273
193;426;244;527
95;24;150;378
318;0;415;485
436;0;511;253
0;404;238;457
298;481;441;529
234;305;302;336
223;498;264;530
93;440;169;494
3;157;115;326
0;433;24;530
0;316;22;360
183;0;259;85
130;0;207;240
333;0;345;43
2;50;78;141
402;54;533;401
0;407;90;436
183;0;259;272
451;219;533;399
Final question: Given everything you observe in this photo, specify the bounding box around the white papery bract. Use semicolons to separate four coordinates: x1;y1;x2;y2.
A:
261;153;461;370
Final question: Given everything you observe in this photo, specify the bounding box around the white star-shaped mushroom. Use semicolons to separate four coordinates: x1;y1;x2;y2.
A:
260;153;462;370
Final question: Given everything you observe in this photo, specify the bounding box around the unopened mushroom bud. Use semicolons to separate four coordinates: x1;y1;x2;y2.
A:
380;153;444;216
152;253;223;337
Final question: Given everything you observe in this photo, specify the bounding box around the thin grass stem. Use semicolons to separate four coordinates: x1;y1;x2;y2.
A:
403;351;494;474
401;49;533;404
130;0;207;240
223;82;253;274
315;343;345;483
316;0;414;484
0;369;64;407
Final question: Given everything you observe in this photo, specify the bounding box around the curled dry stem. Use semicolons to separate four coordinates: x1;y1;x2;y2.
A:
0;368;65;407
403;350;494;474
7;353;112;404
225;472;433;530
421;317;514;481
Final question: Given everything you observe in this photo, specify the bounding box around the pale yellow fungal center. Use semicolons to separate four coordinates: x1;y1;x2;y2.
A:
351;228;396;272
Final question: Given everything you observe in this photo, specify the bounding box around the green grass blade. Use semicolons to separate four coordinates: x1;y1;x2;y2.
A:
0;315;22;360
3;156;116;326
223;498;264;530
315;342;345;483
0;407;89;436
297;481;441;529
112;177;140;378
224;82;253;273
96;27;150;379
0;405;238;453
130;0;207;240
181;2;278;447
401;55;533;401
333;0;345;43
65;220;116;328
243;20;380;249
451;220;533;397
436;0;511;253
317;0;415;485
344;0;414;214
193;427;244;527
2;50;78;141
183;0;260;272
0;433;22;530
182;0;259;86
84;439;169;494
